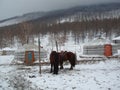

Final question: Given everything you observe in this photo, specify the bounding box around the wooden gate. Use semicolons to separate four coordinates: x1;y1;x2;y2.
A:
104;44;112;57
25;51;35;65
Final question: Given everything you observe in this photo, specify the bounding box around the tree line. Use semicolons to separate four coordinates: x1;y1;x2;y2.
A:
0;15;120;48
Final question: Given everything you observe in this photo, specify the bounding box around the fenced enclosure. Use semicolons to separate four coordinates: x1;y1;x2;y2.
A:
83;44;120;56
83;45;104;55
14;50;47;62
112;44;120;54
0;50;15;55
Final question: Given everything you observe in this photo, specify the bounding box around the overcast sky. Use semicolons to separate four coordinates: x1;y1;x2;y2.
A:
0;0;120;20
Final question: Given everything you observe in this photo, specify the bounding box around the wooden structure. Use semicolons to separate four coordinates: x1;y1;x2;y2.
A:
14;44;47;63
83;45;104;55
24;51;35;65
83;44;120;56
104;44;112;56
83;37;120;56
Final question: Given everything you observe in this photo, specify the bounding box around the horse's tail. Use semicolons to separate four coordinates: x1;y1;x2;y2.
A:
72;53;77;67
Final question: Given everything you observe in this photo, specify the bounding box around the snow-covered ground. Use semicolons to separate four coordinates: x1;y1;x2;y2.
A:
0;55;120;90
0;33;120;90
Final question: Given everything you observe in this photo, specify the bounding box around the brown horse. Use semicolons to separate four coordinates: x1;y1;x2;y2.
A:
59;51;76;70
50;51;59;74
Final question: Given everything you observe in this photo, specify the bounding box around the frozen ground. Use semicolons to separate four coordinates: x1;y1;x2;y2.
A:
0;55;120;90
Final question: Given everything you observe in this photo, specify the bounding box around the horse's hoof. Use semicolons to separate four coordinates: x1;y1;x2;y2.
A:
69;68;73;70
53;72;58;75
53;72;55;74
60;68;63;69
55;73;58;75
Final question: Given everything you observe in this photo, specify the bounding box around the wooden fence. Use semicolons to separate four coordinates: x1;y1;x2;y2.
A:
83;44;120;55
112;45;120;54
14;51;47;61
0;50;15;55
83;45;104;55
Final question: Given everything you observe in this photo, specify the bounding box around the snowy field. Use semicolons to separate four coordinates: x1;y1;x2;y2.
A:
0;34;120;90
0;55;120;90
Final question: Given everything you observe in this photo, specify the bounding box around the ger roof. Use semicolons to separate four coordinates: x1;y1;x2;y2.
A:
84;37;111;45
16;44;46;52
113;36;120;40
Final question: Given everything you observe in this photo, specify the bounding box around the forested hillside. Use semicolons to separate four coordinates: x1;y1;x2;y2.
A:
0;3;120;48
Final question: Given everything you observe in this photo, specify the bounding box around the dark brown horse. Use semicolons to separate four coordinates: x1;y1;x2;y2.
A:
50;51;59;74
59;51;76;70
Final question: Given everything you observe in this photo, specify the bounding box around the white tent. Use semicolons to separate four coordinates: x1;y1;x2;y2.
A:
17;44;46;52
85;38;111;46
14;44;47;62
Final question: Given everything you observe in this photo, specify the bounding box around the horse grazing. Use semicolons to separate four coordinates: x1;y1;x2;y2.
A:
59;51;76;70
50;51;59;74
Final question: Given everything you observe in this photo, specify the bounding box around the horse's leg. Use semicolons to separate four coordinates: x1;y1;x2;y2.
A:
53;59;59;74
60;61;64;69
70;65;73;70
60;65;63;69
69;60;73;70
53;63;58;74
50;64;53;73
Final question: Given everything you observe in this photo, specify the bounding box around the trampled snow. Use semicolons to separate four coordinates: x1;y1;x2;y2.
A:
0;55;120;90
0;55;14;65
0;33;120;90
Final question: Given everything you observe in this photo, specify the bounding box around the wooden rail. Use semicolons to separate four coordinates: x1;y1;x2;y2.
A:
0;55;118;66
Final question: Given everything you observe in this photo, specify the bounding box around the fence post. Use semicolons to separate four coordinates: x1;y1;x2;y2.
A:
38;36;41;74
56;41;58;52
